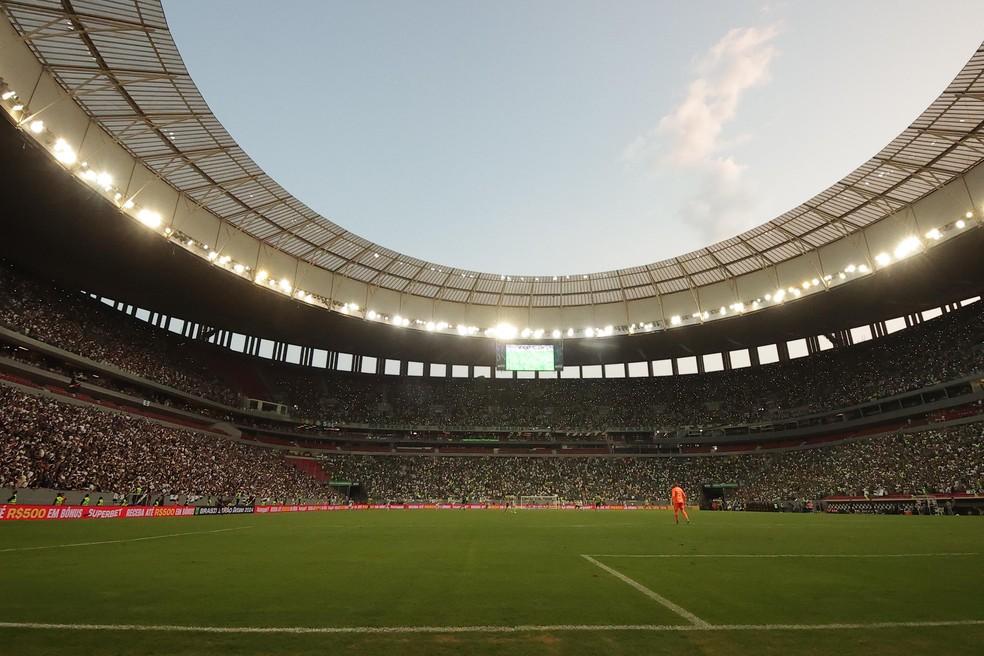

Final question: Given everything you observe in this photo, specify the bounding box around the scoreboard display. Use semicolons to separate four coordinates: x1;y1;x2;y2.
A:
495;343;563;371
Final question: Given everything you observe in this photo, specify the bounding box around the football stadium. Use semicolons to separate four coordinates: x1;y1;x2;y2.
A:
1;2;984;654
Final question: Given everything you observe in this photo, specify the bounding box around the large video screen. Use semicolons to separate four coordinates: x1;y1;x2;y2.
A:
495;343;563;371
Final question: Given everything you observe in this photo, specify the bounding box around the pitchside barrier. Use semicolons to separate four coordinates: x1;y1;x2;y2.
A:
0;503;677;521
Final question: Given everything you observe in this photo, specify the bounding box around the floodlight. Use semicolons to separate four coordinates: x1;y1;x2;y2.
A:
552;329;561;339
670;315;681;325
28;119;43;133
956;219;966;229
874;252;891;266
893;236;921;259
53;138;76;165
1;91;15;100
925;228;941;240
136;209;161;228
495;323;518;340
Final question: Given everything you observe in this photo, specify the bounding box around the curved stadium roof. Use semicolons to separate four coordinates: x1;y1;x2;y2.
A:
1;0;983;314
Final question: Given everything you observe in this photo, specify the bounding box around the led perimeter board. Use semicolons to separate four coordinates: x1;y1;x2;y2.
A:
495;342;563;371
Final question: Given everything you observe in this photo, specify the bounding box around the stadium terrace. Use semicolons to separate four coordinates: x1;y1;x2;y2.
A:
0;2;983;655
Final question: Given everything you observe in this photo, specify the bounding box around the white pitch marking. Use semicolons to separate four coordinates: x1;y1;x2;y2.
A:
580;554;709;627
1;619;984;634
587;553;979;559
0;526;252;553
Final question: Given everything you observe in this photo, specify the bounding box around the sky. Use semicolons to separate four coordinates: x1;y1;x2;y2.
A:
163;1;984;275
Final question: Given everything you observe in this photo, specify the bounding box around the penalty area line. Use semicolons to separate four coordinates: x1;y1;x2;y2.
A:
580;554;709;627
1;620;984;634
586;553;980;559
0;526;253;553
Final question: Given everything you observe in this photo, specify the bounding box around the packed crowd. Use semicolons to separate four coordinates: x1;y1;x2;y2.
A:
269;301;984;429
0;386;338;504
0;265;240;406
1;262;982;431
2;376;981;505
320;423;984;503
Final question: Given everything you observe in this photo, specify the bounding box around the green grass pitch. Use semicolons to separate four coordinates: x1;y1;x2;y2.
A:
1;510;983;655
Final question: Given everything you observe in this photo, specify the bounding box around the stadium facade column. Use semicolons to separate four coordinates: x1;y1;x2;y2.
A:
696;355;705;374
748;347;760;367
722;350;733;371
777;341;790;363
671;358;679;376
399;360;409;376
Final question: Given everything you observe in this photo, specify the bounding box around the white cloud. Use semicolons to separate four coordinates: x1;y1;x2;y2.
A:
624;24;780;242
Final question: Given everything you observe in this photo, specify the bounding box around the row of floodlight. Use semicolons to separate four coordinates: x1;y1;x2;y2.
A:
3;78;975;342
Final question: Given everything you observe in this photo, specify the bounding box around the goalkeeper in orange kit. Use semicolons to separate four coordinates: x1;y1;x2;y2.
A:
670;484;690;524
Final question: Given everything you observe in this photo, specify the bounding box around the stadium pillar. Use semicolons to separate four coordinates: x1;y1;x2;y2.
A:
749;347;760;367
399;360;408;376
647;360;655;376
671;358;680;375
696;355;705;374
722;350;733;371
777;341;790;362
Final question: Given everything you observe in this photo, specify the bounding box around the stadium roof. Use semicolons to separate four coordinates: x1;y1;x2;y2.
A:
2;0;984;310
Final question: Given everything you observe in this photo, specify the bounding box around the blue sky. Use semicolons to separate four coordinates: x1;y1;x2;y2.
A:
164;1;984;275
